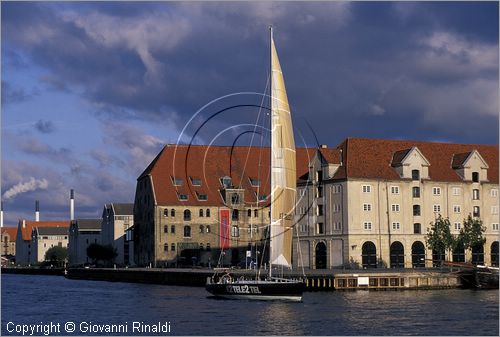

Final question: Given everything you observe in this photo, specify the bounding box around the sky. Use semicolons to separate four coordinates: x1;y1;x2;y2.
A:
1;1;498;225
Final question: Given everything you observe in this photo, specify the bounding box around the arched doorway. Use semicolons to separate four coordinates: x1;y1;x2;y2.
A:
315;242;327;269
491;242;499;267
362;241;377;268
390;241;404;268
412;241;426;268
471;243;484;265
452;243;465;263
432;249;445;267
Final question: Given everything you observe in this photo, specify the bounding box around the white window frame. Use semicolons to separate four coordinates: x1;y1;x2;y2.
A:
472;189;480;200
453;205;461;214
491;206;499;215
363;221;372;230
391;222;400;230
433;187;441;196
493;223;499;231
362;185;371;193
454;222;461;231
363;203;372;212
452;187;461;196
491;189;498;197
391;186;400;194
433;204;441;213
391;204;400;212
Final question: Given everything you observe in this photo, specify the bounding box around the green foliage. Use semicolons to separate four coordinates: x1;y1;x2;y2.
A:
86;243;118;264
425;216;454;255
44;246;68;266
458;215;486;251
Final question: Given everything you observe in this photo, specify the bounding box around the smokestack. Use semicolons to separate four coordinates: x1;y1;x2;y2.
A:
1;202;3;227
70;189;75;221
35;200;40;222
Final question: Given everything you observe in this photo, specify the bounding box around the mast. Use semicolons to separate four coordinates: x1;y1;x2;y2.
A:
269;25;273;279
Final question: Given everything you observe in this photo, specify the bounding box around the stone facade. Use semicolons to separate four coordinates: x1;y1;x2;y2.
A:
30;227;69;264
1;227;17;257
101;203;134;265
68;219;102;266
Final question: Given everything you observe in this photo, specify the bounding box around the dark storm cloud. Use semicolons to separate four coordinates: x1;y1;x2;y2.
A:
34;119;56;133
2;1;498;146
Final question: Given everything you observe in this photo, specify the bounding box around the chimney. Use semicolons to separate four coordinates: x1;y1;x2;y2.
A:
1;202;3;227
35;200;40;222
340;149;343;166
70;189;75;221
22;219;26;228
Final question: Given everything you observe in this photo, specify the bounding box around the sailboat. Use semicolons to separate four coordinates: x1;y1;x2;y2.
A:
205;27;305;301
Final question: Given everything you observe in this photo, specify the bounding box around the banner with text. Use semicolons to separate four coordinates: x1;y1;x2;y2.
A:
219;208;230;250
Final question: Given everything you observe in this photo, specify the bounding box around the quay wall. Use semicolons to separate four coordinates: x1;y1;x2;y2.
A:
1;267;65;276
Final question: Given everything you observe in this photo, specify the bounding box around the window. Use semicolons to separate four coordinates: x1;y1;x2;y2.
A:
412;187;420;198
473;206;480;217
163;209;169;217
363;222;372;230
473;189;480;200
333;222;342;231
362;185;371;193
363;203;372;212
184;209;191;221
492;206;499;215
433;187;441;196
493;223;499;231
472;172;479;183
190;177;202;186
333;204;341;213
171;177;183;186
491;189;498;197
318;205;324;216
249;178;261;187
248;209;252;217
391;186;400;194
171;243;175;251
254;209;258;218
317;223;324;234
392;222;400;230
317;186;323;198
412;170;420;181
433;204;441;213
300;189;306;197
197;192;208;201
177;193;188;201
206;209;210;217
231;225;239;237
255;192;267;202
199;225;204;233
199;209;204;217
333;185;341;194
391;204;400;212
183;226;191;237
164;225;168;233
453;205;461;214
170;225;175;234
454;222;461;231
452;187;461;196
199;243;204;250
413;223;421;234
220;176;232;188
317;170;323;182
231;193;239;205
171;209;175;217
164;244;169;252
232;209;239;221
206;243;211;251
206;225;211;233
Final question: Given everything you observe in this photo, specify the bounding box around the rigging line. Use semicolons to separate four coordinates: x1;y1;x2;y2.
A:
296;220;306;278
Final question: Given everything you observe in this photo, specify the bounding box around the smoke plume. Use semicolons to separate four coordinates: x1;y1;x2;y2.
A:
2;177;49;200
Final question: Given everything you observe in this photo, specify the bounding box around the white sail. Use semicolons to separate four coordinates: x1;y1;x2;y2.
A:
269;29;297;268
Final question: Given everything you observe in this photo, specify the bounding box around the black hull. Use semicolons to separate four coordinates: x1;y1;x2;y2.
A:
206;280;305;301
459;267;499;289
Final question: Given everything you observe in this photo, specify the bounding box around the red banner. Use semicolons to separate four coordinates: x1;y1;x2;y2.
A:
219;208;230;250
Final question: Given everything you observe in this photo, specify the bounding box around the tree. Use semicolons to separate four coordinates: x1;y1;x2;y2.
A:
426;216;455;261
458;215;486;251
44;246;68;267
86;243;117;265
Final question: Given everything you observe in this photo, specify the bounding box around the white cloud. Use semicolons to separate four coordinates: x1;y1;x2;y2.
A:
2;177;49;200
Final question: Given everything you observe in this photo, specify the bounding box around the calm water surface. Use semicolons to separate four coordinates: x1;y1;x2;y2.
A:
1;274;498;335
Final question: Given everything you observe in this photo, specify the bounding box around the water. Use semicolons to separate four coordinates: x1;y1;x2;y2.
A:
1;274;498;336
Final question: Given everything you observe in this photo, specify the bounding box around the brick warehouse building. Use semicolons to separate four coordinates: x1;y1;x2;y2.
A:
133;144;316;267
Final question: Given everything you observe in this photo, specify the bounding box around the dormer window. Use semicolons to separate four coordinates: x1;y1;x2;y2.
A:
254;192;267;202
220;176;232;188
171;177;183;186
412;170;420;181
231;193;239;205
190;177;202;186
177;193;188;201
472;172;479;183
196;192;208;201
249;178;261;187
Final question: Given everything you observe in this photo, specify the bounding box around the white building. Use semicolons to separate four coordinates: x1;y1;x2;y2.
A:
68;219;102;266
101;203;134;266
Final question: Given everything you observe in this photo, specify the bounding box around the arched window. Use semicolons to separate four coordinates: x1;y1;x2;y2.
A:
184;209;191;221
164;225;168;233
206;209;210;217
199;243;204;250
171;243;175;251
248;209;252;217
231;226;239;237
232;209;239;221
164;243;168;252
362;241;377;268
206;243;211;251
183;226;191;238
390;241;404;268
206;225;211;233
315;242;327;269
231;193;239;205
163;209;169;217
491;242;499;267
199;225;204;233
171;209;175;217
412;169;420;181
199;209;204;217
411;241;425;268
170;225;175;234
471;243;484;265
452;243;465;263
254;209;258;218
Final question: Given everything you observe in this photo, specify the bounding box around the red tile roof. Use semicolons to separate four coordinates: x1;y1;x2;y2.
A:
1;227;18;242
17;221;70;241
340;138;498;183
141;144;317;206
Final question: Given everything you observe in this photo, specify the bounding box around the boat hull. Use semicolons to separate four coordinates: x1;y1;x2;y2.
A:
206;280;305;302
459;266;499;289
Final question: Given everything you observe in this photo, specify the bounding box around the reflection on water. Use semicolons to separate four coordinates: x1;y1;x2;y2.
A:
1;275;498;336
